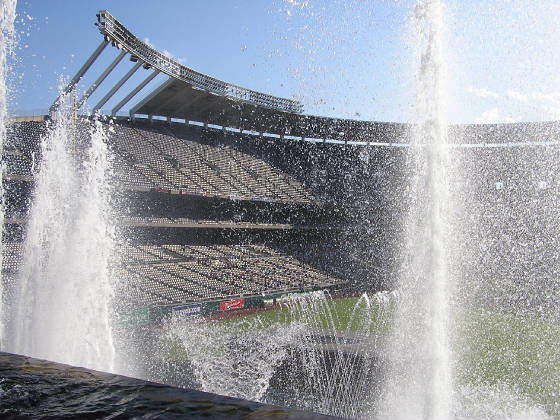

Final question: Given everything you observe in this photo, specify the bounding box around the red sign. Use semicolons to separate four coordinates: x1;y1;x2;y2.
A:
220;299;245;312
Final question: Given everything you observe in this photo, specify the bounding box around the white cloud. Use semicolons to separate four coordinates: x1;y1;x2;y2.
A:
532;92;556;103
506;90;528;102
540;104;560;120
469;87;499;99
143;37;152;47
284;0;309;7
468;88;560;122
475;108;500;124
475;108;515;124
505;90;560;119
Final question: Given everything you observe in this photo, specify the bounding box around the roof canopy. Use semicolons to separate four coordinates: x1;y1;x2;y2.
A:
49;10;406;141
50;11;560;145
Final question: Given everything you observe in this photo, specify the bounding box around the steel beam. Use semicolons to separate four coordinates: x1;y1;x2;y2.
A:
49;39;109;115
97;10;303;113
93;60;142;114
111;69;160;116
76;50;127;110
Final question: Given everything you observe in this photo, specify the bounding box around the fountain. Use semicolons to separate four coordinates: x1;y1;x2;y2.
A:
139;2;560;418
378;1;452;418
2;1;560;419
0;0;17;351
4;109;116;372
162;290;395;419
0;2;117;370
146;2;455;417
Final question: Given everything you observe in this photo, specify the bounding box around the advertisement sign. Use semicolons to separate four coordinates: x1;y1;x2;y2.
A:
128;308;151;326
172;303;202;318
220;299;245;312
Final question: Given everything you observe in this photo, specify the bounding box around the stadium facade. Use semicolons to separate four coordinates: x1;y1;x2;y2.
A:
4;11;560;322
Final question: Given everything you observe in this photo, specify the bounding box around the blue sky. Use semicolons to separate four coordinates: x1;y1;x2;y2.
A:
8;0;560;124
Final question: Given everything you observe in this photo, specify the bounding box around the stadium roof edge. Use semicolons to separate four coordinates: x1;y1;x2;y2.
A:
49;10;302;118
46;12;560;144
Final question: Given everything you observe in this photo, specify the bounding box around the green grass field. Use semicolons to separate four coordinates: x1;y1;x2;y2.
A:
215;296;394;333
455;308;560;417
164;295;560;417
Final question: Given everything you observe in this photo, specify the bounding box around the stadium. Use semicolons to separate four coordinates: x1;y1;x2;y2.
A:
5;10;559;318
3;6;560;419
4;11;403;316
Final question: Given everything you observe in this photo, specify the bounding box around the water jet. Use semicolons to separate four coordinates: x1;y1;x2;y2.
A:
1;2;560;419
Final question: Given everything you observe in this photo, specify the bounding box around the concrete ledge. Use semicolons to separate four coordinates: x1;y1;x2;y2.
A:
8;115;48;122
0;352;342;420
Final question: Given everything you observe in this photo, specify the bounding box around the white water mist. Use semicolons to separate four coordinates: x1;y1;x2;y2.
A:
0;0;17;351
379;1;452;418
163;290;394;418
8;113;116;372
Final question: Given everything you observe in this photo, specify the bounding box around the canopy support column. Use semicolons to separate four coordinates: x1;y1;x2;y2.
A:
49;39;109;115
76;50;127;110
111;69;159;117
93;60;142;114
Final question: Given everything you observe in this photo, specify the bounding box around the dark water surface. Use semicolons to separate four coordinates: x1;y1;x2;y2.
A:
0;352;340;420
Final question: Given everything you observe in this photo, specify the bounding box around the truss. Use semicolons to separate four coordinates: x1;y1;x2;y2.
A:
50;10;303;117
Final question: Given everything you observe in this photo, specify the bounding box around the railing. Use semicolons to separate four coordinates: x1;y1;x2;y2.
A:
96;10;304;114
